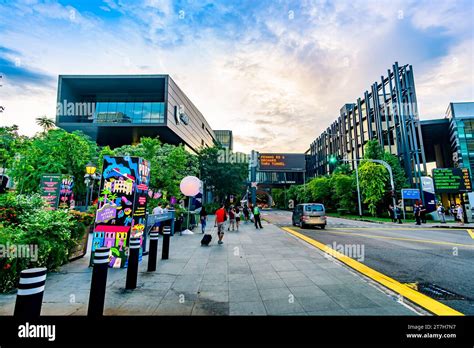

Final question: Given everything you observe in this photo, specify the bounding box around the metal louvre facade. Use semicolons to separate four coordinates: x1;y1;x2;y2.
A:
308;62;427;190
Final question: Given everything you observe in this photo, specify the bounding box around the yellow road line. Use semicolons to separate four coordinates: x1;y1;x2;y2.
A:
467;229;474;240
321;230;474;248
282;227;464;316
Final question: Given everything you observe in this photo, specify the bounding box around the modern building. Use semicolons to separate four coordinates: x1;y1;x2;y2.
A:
214;130;233;150
421;102;474;183
55;75;216;153
307;62;426;191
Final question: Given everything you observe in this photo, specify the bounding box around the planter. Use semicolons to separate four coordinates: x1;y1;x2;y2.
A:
68;225;90;261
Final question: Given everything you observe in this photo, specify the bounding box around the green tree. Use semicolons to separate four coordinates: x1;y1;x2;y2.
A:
198;146;248;203
359;161;388;216
330;173;355;211
307;176;332;207
363;139;384;160
35;116;56;133
9;129;98;195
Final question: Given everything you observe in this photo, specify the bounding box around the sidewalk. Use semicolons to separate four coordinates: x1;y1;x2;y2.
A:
0;218;417;316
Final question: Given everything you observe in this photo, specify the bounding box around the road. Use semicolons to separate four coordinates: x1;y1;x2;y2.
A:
262;209;474;315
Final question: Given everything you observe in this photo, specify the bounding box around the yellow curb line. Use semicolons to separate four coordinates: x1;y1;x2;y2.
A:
319;230;474;248
467;229;474;240
281;227;464;316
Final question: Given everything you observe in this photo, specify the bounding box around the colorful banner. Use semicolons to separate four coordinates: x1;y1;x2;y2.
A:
39;174;61;210
91;156;150;268
58;175;74;209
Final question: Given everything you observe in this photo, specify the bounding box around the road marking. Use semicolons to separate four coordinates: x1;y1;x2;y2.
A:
281;227;464;316
317;229;474;248
467;229;474;240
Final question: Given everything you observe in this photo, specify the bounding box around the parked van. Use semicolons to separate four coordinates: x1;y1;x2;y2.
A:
292;203;326;229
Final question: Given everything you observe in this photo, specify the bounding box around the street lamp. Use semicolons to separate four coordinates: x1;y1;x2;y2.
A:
84;162;100;210
180;176;201;230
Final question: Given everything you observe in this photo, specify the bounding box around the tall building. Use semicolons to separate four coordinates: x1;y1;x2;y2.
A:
55;75;216;153
308;62;426;190
214;130;233;151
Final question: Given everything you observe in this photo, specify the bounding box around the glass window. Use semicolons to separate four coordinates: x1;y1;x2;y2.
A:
142;103;152;123
133;102;143;123
125;102;134;119
304;204;324;212
150;103;164;123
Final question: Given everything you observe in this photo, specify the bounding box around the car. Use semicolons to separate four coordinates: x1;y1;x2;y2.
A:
292;203;326;229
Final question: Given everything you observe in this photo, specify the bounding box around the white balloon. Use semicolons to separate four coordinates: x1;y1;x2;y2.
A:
179;176;201;197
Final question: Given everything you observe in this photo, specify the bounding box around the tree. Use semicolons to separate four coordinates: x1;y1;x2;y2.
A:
307;176;332;207
330;173;355;211
359;161;388;216
35;116;55;133
198;146;248;203
363;139;384;160
9;129;98;195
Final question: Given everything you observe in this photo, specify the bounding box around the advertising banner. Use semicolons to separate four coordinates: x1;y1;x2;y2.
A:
58;175;75;209
91;156;149;268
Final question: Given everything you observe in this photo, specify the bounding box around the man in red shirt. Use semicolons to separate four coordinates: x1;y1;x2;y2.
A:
214;203;227;244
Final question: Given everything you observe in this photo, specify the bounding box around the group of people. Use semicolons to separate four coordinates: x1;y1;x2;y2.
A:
198;203;264;245
389;200;466;226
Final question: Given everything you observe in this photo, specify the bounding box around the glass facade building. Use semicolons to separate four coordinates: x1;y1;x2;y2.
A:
56;75;216;153
214;130;233;150
307;62;426;191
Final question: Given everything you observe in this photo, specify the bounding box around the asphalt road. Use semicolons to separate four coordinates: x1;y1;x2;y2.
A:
262;209;474;315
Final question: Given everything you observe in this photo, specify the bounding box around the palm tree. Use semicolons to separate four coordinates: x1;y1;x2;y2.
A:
36;116;55;133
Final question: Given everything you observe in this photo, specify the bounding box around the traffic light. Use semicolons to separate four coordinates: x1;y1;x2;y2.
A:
329;156;337;165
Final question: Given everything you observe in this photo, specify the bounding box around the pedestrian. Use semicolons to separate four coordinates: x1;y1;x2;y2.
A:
414;202;421;225
388;204;396;222
396;201;403;224
456;204;464;226
214;203;227;244
199;206;208;234
420;203;427;223
243;204;250;223
253;204;263;229
235;205;241;230
437;204;446;223
228;206;236;231
151;203;164;232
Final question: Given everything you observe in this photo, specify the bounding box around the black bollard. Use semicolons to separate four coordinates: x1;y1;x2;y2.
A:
87;247;110;317
147;231;159;272
14;267;47;319
162;226;170;260
125;237;141;290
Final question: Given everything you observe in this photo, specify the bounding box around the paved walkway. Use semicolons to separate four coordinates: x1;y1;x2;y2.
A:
0;218;418;316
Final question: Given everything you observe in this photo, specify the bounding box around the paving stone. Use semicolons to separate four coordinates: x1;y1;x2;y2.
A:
263;298;305;315
229;289;261;303
229;301;267;315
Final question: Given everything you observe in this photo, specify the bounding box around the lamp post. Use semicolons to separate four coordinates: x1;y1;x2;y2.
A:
84;162;99;210
179;176;201;230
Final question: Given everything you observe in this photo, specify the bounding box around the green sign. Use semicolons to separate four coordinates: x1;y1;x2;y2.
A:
432;168;472;193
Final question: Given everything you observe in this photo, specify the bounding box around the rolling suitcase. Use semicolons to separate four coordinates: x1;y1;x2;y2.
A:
201;234;212;246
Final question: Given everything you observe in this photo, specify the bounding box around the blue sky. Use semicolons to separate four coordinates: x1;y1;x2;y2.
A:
0;0;473;152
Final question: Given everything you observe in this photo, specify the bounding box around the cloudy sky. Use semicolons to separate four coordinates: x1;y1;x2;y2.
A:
0;0;473;153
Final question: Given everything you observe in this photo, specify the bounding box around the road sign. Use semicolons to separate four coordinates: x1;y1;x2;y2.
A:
401;189;420;200
251;182;258;188
432;168;472;193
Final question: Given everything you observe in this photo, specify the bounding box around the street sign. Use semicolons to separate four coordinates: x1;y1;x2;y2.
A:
401;189;420;200
258;153;306;172
251;182;258;188
432;168;472;193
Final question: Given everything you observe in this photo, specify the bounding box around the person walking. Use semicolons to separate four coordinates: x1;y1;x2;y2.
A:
420;203;427;223
214;203;227;244
243;204;250;223
456;204;464;226
253;204;263;229
388;204;396;222
437;204;446;223
151;203;164;232
414;202;421;225
228;206;236;231
199;206;208;234
235;205;241;230
395;201;403;224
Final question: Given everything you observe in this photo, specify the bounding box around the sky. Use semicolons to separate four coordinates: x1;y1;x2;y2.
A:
0;0;473;153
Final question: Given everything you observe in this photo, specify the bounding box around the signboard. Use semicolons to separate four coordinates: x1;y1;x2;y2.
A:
58;175;74;209
39;174;61;209
91;156;150;268
401;189;421;200
432;168;472;193
258;153;306;172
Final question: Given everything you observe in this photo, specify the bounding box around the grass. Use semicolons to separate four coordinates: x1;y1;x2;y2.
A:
326;212;415;223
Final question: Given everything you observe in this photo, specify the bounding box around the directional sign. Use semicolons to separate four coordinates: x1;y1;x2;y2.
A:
433;168;472;193
401;189;421;200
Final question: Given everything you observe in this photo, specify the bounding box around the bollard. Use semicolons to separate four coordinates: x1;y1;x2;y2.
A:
162;226;171;260
147;231;159;272
87;247;110;317
125;237;141;290
14;267;47;319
